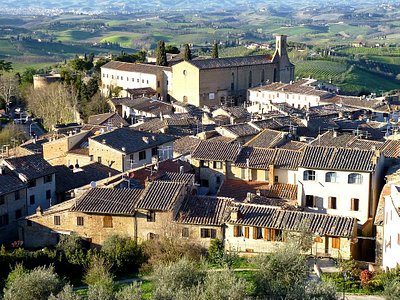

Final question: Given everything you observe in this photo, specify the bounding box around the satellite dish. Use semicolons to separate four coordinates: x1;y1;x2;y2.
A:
90;181;97;188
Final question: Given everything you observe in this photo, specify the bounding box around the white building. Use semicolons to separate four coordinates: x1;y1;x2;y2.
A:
101;61;172;100
297;146;385;227
248;78;332;110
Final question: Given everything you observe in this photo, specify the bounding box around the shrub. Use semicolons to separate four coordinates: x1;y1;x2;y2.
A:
101;235;144;274
48;285;80;300
3;265;63;300
84;254;114;287
115;282;142;300
360;269;374;290
202;268;247;300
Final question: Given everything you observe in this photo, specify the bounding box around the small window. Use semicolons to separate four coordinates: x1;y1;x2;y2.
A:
46;190;51;200
29;195;35;205
147;211;155;222
325;172;337;183
253;227;263;239
54;216;61;226
328;197;337;209
208;93;215;100
157;81;160;88
27;220;32;227
305;195;316;207
182;227;189;238
244;226;250;238
44;174;52;183
351;198;359;211
200;228;216;238
213;161;222;169
15;209;22;219
97;156;102;164
137;79;139;82
0;214;9;226
103;215;113;228
15;191;20;201
274;175;279;183
139;151;146;161
77;216;84;226
147;80;149;84
0;195;4;205
331;237;340;249
348;173;362;184
142;79;144;83
233;225;243;237
152;147;158;156
303;170;316;181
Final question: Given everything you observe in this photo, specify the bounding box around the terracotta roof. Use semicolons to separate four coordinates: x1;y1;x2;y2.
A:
71;188;142;215
136;180;185;211
156;172;195;185
177;195;231;226
87;112;128;127
187;55;273;70
214;106;251;119
90;128;176;154
300;146;377;172
0;167;26;196
261;183;298;201
4;154;56;181
235;147;275;169
227;203;356;237
101;61;171;75
310;132;357;148
126;87;157;98
381;140;400;159
219;123;260;137
321;95;388;112
274;148;303;169
246;128;286;148
191;140;241;162
124;97;174;116
218;179;270;201
173;136;201;155
278;140;307;150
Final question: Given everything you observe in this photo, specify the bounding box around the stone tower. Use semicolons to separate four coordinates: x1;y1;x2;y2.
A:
272;35;295;83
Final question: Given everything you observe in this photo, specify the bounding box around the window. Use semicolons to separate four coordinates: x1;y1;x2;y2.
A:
103;215;113;228
305;195;316;207
28;180;36;188
15;191;20;201
348;173;362;184
274;175;278;183
253;227;263;239
54;216;61;225
157;81;160;88
244;226;250;238
264;228;282;241
27;220;32;227
97;156;102;164
213;161;222;169
351;198;359;211
328;197;337;209
46;190;51;200
182;227;189;238
44;174;53;183
29;195;35;205
142;79;144;83
325;172;337;183
303;170;316;181
147;211;155;222
233;226;243;237
0;214;8;226
209;93;215;100
77;217;84;226
200;228;216;238
117;76;119;80
139;151;146;161
146;80;149;84
15;209;22;219
216;176;221;185
0;195;4;205
151;147;158;157
331;237;340;249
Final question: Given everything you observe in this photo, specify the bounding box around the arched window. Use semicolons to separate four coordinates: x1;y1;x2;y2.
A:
303;170;316;181
348;173;362;184
325;172;337;183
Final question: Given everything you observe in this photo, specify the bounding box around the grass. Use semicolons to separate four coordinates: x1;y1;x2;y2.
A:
55;30;99;42
100;32;143;48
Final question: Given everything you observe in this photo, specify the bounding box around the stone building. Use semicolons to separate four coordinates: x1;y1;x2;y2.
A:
170;35;294;108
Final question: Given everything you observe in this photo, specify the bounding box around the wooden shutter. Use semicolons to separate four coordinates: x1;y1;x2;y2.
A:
233;226;239;237
211;229;216;239
253;227;258;239
331;237;340;249
264;228;268;240
271;229;276;241
244;227;249;238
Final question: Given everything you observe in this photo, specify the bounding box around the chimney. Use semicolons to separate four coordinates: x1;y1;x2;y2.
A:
36;206;43;216
102;139;106;144
230;206;242;221
142;136;149;144
333;131;337;138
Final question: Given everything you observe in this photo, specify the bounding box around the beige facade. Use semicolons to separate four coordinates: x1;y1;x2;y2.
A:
171;35;294;108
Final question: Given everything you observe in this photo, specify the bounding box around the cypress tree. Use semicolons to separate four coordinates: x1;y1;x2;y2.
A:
183;44;192;61
211;43;219;59
156;40;168;66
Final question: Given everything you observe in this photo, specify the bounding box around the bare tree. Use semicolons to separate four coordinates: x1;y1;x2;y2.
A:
0;75;20;112
26;83;78;130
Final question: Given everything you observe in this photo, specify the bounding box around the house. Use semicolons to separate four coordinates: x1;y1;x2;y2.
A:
100;61;172;100
170;35;294;107
2;155;56;215
245;128;288;148
111;97;174;120
191;140;242;194
87;112;128;128
215;123;260;144
297;146;385;229
211;106;251;124
374;168;400;270
225;202;357;259
89;128;176;172
0;166;27;244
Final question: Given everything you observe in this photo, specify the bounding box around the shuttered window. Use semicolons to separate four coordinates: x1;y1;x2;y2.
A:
328;197;337;209
331;237;340;249
233;226;243;237
244;227;249;238
253;227;263;239
103;215;113;228
351;198;359;211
